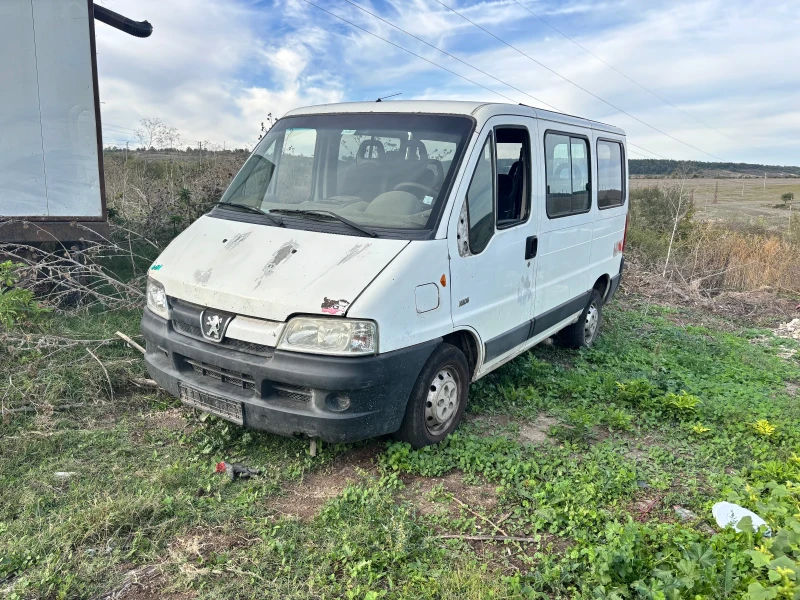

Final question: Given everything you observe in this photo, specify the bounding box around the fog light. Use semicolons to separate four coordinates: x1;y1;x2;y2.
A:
327;394;351;412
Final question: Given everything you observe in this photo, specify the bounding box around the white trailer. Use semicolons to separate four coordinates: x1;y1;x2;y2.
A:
0;0;150;244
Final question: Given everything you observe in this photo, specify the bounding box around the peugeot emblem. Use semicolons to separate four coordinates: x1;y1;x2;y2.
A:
199;310;233;342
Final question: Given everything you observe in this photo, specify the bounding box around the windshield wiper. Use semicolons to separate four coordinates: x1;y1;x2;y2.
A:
270;209;378;238
210;202;284;227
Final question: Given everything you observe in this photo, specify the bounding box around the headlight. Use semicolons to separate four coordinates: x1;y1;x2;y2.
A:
278;317;377;356
146;277;169;319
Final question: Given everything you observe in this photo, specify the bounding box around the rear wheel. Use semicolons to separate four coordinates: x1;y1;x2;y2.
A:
557;289;603;348
394;343;469;448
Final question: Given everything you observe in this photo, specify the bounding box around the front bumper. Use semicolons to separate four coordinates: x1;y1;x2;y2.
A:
141;309;438;443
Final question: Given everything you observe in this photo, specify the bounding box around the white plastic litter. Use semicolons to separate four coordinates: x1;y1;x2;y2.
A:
712;502;771;536
775;319;800;341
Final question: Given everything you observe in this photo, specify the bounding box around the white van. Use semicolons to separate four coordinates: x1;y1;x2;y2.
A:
142;101;627;448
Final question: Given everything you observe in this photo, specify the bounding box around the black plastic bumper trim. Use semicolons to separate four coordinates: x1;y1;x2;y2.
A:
141;309;438;442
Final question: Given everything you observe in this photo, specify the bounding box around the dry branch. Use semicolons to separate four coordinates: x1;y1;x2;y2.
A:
86;347;114;402
116;331;146;354
438;534;539;543
452;495;509;537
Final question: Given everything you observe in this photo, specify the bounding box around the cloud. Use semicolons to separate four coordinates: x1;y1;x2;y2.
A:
94;0;800;164
94;0;344;148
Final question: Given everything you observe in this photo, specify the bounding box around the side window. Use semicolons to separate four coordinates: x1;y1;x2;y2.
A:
465;134;494;254
597;140;625;209
571;138;590;212
275;128;317;204
545;132;591;218
495;127;530;227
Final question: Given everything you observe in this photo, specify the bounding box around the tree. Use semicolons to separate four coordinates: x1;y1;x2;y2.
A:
257;113;276;143
781;192;794;206
134;117;166;151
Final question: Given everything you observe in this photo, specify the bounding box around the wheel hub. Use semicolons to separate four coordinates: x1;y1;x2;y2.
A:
425;367;460;435
585;302;600;341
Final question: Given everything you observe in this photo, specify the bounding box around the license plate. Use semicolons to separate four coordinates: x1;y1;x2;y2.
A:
179;384;243;425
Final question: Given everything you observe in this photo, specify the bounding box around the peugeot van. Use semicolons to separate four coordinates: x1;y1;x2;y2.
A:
141;101;627;448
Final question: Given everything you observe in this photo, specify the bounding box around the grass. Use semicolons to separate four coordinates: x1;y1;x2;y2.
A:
1;299;799;598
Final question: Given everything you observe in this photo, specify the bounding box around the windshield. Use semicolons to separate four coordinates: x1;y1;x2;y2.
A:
219;113;474;231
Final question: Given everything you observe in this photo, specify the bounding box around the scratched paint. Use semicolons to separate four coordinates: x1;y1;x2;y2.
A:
194;269;212;285
254;240;298;289
456;201;471;257
321;297;350;315
517;275;533;307
225;231;252;250
337;243;370;265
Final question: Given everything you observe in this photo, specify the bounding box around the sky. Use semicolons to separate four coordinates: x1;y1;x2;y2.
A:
94;0;800;165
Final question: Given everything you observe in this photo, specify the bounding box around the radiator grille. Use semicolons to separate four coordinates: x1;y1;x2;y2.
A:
171;308;273;357
173;320;202;338
185;358;256;391
225;338;273;356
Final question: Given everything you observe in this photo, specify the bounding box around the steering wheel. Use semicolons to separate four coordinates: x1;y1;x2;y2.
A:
393;182;436;200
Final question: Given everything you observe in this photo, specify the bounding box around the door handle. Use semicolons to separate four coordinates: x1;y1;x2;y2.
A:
525;235;538;259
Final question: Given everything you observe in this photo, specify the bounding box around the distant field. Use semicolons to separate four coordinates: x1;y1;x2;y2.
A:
631;177;800;232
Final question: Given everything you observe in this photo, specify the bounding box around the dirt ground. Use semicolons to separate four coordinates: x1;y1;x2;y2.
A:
620;256;800;328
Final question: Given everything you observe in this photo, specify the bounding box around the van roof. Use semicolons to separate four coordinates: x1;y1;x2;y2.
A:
284;100;626;136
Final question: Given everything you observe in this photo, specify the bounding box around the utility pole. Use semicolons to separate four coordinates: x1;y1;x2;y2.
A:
713;179;718;204
764;172;767;189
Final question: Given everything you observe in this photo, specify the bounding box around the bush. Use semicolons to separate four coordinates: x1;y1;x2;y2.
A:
0;261;46;327
629;185;695;236
627;185;695;267
627;184;800;293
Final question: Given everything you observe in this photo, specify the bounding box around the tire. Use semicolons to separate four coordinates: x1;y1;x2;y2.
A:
557;289;603;349
394;343;470;448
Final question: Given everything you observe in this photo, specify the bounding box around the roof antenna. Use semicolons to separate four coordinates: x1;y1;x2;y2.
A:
376;92;402;102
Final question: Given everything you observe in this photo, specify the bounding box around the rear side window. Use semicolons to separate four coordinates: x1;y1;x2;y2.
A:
465;135;494;254
597;140;625;209
545;132;591;218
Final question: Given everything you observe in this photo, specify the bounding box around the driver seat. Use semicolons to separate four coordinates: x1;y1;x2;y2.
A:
341;139;385;200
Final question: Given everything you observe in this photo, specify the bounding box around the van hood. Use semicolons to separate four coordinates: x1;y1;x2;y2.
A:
150;215;409;321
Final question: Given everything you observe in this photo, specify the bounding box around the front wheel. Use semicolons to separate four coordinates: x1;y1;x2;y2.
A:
557;289;603;348
394;343;470;448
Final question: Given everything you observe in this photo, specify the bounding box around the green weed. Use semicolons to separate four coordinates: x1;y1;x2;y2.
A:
2;301;800;598
0;261;47;327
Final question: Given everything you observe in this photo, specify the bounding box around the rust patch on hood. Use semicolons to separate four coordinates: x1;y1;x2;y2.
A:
194;269;212;285
337;243;370;265
225;231;252;250
254;240;298;289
